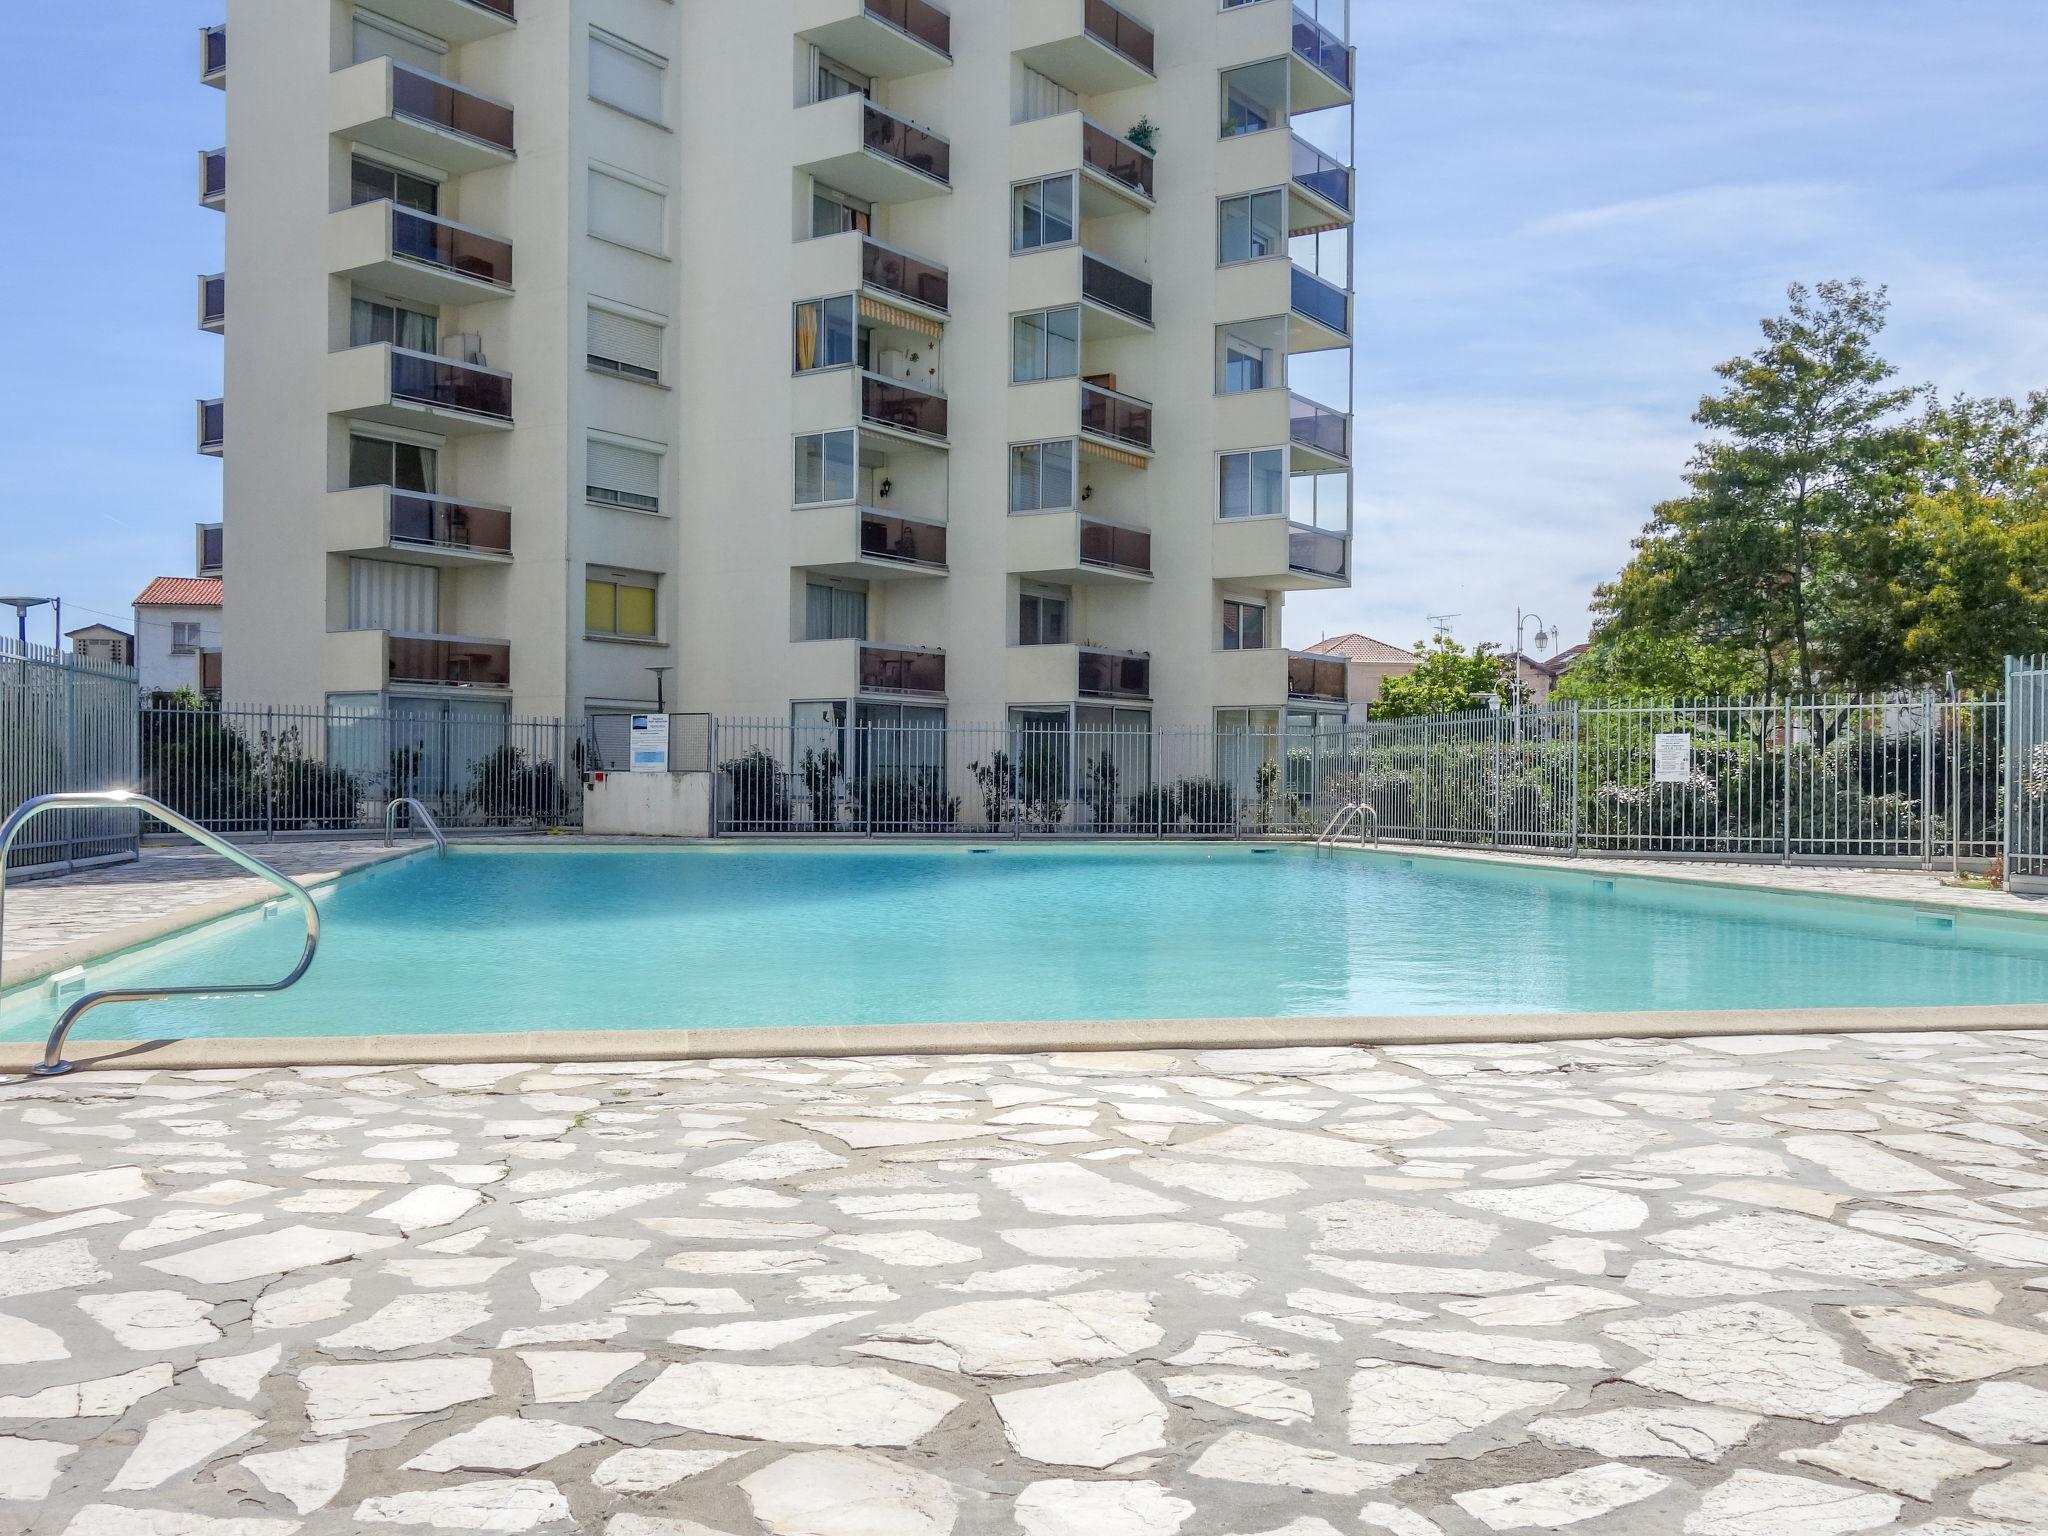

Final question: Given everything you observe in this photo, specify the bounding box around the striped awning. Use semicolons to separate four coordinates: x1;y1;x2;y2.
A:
860;295;944;341
1081;437;1149;471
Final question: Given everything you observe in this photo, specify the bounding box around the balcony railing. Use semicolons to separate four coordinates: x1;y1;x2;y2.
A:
390;205;514;288
1288;651;1348;703
859;510;948;569
863;236;948;313
388;492;513;556
1291;135;1352;213
197;398;224;453
200;651;223;694
198;525;224;575
1079;647;1151;701
201;24;226;84
1082;253;1153;326
1287;523;1349;581
863;101;949;186
200;274;225;331
387;633;511;689
860;643;946;696
865;0;950;56
469;0;516;16
200;149;226;203
1291;4;1351;90
391;62;516;154
1081;381;1152;451
1084;0;1154;73
389;347;513;421
860;371;948;441
1082;118;1153;200
1290;264;1350;337
1078;518;1152;577
1289;394;1349;462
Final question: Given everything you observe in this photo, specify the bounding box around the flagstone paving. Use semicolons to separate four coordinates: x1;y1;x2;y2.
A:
2;1033;2048;1534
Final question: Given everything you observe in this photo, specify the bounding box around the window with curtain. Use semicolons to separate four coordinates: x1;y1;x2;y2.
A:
1218;448;1286;519
588;167;666;254
1217;188;1284;264
170;622;201;654
586;570;659;638
349;433;437;492
793;295;857;373
587;438;661;512
1222;598;1268;651
1012;306;1082;384
351;155;438;214
794;431;857;504
1018;585;1071;646
1011;174;1077;253
810;186;872;238
351;297;438;353
1221;59;1288;137
588;305;663;382
352;12;445;73
1011;59;1078;125
589;29;666;123
804;581;868;642
348;557;439;633
1009;439;1076;513
1215;318;1285;394
814;52;868;105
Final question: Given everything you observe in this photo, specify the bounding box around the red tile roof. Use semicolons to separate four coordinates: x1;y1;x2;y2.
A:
134;576;224;608
1306;633;1417;664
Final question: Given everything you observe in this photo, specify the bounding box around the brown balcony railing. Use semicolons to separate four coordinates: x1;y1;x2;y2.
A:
1291;135;1352;213
862;101;949;185
865;0;950;56
1288;651;1348;702
389;346;513;421
197;399;224;452
861;371;948;441
859;510;948;568
388;492;513;556
1078;518;1151;577
1288;524;1349;581
1079;647;1151;701
1081;119;1153;199
201;150;226;202
1084;0;1154;72
860;643;946;696
1292;4;1352;90
469;0;516;17
198;525;224;574
200;274;225;329
387;633;511;689
1289;394;1349;461
1081;253;1152;325
863;237;948;313
391;62;515;154
390;206;514;288
1081;381;1152;451
201;25;226;80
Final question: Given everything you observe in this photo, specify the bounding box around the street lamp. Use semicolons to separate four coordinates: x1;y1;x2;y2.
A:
1512;609;1555;714
1;597;53;646
645;666;672;713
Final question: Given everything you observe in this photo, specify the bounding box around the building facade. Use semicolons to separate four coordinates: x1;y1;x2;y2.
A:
65;626;136;667
200;0;1357;760
134;577;225;698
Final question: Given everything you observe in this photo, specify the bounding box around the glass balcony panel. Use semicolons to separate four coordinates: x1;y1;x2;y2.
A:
202;25;227;78
391;62;516;153
1084;0;1154;72
202;150;227;200
1287;523;1348;580
1080;381;1152;451
387;633;511;688
860;644;946;695
1078;648;1150;700
864;0;950;56
863;238;948;312
388;493;512;555
1078;518;1152;576
200;275;226;328
1289;395;1349;461
1288;652;1348;702
1081;254;1153;325
1290;264;1350;336
862;102;950;185
199;526;224;572
859;511;948;567
390;206;514;287
860;372;948;440
1291;135;1352;213
389;347;513;420
1291;3;1351;89
1081;119;1153;199
198;399;224;450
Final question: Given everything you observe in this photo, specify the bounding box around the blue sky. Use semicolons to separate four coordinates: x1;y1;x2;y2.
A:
1;1;2043;663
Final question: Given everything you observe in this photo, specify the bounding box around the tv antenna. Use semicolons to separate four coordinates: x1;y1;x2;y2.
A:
1426;612;1459;639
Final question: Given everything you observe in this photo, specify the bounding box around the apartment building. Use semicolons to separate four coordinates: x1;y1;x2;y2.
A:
198;0;1357;761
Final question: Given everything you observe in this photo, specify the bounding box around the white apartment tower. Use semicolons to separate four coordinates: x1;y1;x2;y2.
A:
198;0;1357;764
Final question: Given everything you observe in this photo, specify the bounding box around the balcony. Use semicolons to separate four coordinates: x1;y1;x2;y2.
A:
1082;251;1153;330
330;58;515;176
331;200;513;307
1290;2;1354;111
197;524;224;576
861;642;946;697
1009;512;1152;585
366;0;517;46
199;25;225;88
861;235;949;315
793;507;948;581
1289;393;1349;472
200;650;223;695
1291;134;1352;222
795;94;950;204
197;273;224;334
1081;646;1152;701
1289;650;1349;703
1081;118;1153;205
1081;379;1152;453
329;629;512;694
1014;0;1155;97
1012;112;1153;217
328;487;513;566
329;344;513;436
1213;516;1350;591
196;398;223;457
860;370;948;443
796;0;950;79
199;149;226;210
1290;264;1350;349
1214;647;1349;709
1009;644;1151;704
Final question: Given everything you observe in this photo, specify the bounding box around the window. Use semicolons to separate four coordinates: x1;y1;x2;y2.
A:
1009;439;1076;513
1018;584;1071;646
805;581;868;642
1216;318;1286;394
794;295;857;373
1011;174;1077;253
351;155;438;215
1219;448;1286;519
1218;189;1284;264
1012;59;1077;125
349;433;437;492
814;52;868;105
588;166;666;255
350;296;437;353
588;304;663;382
589;29;666;123
794;431;857;505
1012;306;1081;384
352;12;445;73
347;557;438;632
810;185;872;238
588;438;661;513
1220;58;1288;137
1222;598;1267;651
170;621;201;655
586;570;658;638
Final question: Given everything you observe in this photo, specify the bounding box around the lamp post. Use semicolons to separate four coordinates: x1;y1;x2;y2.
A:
1;597;53;647
1512;609;1556;718
645;666;672;713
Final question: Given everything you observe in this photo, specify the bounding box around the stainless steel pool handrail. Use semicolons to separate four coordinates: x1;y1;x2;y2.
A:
383;797;447;855
0;791;321;1078
1314;801;1378;853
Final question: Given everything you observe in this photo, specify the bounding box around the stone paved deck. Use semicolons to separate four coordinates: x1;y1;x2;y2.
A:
4;1035;2048;1535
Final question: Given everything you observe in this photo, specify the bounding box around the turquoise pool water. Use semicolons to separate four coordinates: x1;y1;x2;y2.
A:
5;845;2048;1043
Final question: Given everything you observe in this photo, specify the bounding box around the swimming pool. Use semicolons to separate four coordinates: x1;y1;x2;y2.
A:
6;844;2048;1044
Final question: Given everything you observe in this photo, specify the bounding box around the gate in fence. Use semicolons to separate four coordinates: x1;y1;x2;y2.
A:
1;638;140;874
2008;655;2048;891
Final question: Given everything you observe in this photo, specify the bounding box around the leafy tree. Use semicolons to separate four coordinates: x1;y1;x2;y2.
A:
1372;637;1519;719
1553;632;1763;702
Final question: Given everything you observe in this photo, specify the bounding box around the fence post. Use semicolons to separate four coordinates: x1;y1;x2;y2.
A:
1569;702;1581;856
1919;689;1934;870
1781;697;1794;864
263;705;276;842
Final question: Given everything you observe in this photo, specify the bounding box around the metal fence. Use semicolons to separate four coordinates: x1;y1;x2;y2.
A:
1;638;140;874
2009;655;2048;890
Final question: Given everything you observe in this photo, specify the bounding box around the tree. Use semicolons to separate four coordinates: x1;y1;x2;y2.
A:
1553;632;1763;702
1372;637;1519;719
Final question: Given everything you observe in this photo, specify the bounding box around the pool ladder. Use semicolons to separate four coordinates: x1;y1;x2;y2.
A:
1314;801;1379;856
383;797;448;855
0;791;321;1078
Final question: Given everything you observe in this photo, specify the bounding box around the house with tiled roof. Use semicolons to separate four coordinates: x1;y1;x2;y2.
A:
134;575;224;699
1304;633;1420;708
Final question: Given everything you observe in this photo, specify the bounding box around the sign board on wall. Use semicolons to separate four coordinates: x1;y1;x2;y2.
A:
1653;733;1693;784
629;713;670;773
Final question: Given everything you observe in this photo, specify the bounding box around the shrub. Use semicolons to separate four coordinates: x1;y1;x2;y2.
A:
720;747;789;827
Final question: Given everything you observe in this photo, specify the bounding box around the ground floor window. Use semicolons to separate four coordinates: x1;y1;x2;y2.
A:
1003;704;1151;830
